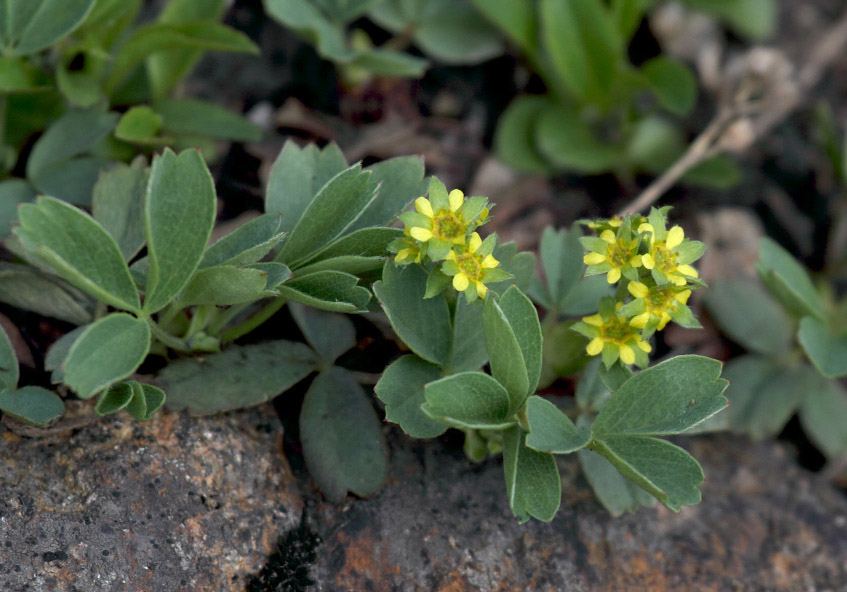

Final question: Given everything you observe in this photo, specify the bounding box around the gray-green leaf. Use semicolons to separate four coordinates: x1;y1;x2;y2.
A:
374;354;446;438
0;323;18;390
502;425;561;523
200;213;285;269
92;156;148;261
422;371;515;429
289;302;355;364
0;386;65;426
798;316;847;378
525;396;591;453
755;237;824;319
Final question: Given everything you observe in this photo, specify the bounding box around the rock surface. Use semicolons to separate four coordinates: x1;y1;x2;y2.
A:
0;404;301;592
308;433;847;592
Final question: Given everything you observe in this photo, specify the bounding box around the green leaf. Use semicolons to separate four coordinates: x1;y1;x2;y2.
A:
300;367;387;501
277;164;377;265
105;20;258;95
798;316;847;378
347;156;426;232
681;154;741;189
422;371;516;429
525;396;591;453
587;436;703;511
483;295;528;409
498;286;543;393
491;241;536;293
125;381;165;421
263;0;349;61
538;225;584;311
0;55;51;94
756;237;824;319
541;321;589;381
180;265;277;306
535;104;621;173
248;262;292;289
447;297;488;373
703;278;794;355
347;49;428;77
200;213;285;269
0;179;35;239
92;156;148;261
575;358;613;412
276;270;370;313
0;0;96;56
0;386;65;426
502;425;561;522
159;340;317;415
471;0;538;53
373;261;452;366
560;275;612;315
540;0;622;102
682;0;776;40
374;354;446;438
143;148;217;314
493;95;552;173
0;263;93;325
592;356;728;436
298;227;401;266
598;361;633;394
155;98;262;142
62;313;151;399
94;381;134;415
14;196;140;313
28;156;113;206
641;57;697;116
44;326;86;383
578;447;654;516
799;378;847;458
115;106;163;144
289;302;355;364
0;323;18;390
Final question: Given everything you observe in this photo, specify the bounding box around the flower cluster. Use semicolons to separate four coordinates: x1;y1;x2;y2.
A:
573;208;705;368
390;179;511;301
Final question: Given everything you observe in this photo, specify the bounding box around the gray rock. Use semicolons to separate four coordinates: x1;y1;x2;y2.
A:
0;404;301;592
308;433;847;591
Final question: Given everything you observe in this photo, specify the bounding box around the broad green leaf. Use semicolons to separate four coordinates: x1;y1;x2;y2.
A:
14;196;140;313
799;378;847;458
263;0;350;61
447;297;488;373
292;255;384;276
105;21;258;95
289;302;355;363
798;316;847;378
592;356;728;436
28;156;113;206
681;154;741;189
502;425;561;523
0;386;65;426
265;142;348;232
248;262;291;289
299;227;401;265
62;313;151;399
276;270;370;313
587;436;703;511
0;264;93;325
373;262;452;366
491;241;535;293
703;278;794;356
541;321;589;381
493;95;552;173
347;49;428;77
115;106;163;143
74;0;141;50
0;323;18;390
92;156;148;261
314;0;380;22
347;156;426;231
0;55;51;93
422;371;515;429
499;286;542;390
540;0;622;102
483;295;528;408
155;99;262;142
578;448;654;516
575;358;613;413
539;226;584;312
0;0;95;56
560;275;612;315
44;326;86;383
756;237;824;319
94;381;134;415
471;0;538;53
598;362;633;394
641;57;696;116
200;213;285;269
300;367;387;501
0;178;35;239
159;340;317;415
180;265;276;306
525;396;591;453
124;380;165;421
535;104;620;173
725;360;807;438
143;148;217;313
682;0;776;40
374;354;446;438
277;164;377;265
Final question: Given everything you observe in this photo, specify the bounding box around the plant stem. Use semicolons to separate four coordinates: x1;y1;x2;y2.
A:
206;302;251;335
147;320;192;353
220;297;287;343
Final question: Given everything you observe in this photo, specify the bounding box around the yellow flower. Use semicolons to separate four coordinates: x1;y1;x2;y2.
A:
636;209;705;287
625;281;692;331
392;229;423;264
408;191;467;244
441;232;508;301
572;302;651;368
582;229;642;284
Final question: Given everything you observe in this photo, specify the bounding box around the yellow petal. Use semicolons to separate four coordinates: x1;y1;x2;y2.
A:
677;264;698;278
415;197;433;217
445;250;457;260
657;314;671;330
641;253;654;269
609;218;622;227
628;281;649;299
475;281;488;299
482;254;499;268
453;272;469;292
584;252;606;265
629;255;643;268
607;268;621;284
583;314;603;326
666;226;684;249
619;344;635;365
675;289;691;304
638;223;654;235
670;275;687;286
396;248;411;261
600;230;616;243
468;232;482;252
448;189;464;212
637;340;652;353
586;337;604;356
630;312;650;328
409;226;433;241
